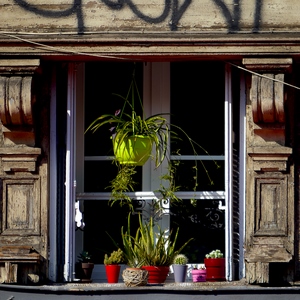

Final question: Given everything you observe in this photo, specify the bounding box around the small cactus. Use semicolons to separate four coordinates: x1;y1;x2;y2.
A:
205;249;224;259
173;254;188;265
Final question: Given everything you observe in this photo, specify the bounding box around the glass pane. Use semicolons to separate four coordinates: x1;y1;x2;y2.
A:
173;160;224;191
83;200;140;264
171;200;225;263
170;62;225;156
84;61;144;193
84;161;142;192
85;62;143;156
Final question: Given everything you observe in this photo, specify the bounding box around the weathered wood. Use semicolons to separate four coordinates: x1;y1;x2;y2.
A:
0;59;47;284
0;246;42;284
27;273;39;284
244;58;294;284
246;262;269;284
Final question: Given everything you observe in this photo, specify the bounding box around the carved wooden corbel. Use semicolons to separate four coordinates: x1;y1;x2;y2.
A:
243;58;292;147
0;59;40;147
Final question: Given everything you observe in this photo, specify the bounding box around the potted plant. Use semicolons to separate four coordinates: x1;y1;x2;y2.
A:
172;254;188;283
204;249;225;281
85;70;169;169
122;213;193;284
85;68;214;212
121;214;148;287
191;265;207;282
103;248;124;283
77;251;94;282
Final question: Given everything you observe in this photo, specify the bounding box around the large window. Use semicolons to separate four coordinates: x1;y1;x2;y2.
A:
71;61;244;282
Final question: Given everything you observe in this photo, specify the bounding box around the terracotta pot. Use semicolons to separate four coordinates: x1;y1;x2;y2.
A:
173;264;188;282
204;258;225;281
141;266;169;284
81;262;94;282
113;135;152;166
191;269;206;282
105;264;121;283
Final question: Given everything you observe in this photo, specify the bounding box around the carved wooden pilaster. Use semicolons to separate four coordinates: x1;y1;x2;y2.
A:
0;60;46;284
243;58;294;284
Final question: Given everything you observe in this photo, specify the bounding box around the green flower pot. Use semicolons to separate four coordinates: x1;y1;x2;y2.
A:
113;135;152;166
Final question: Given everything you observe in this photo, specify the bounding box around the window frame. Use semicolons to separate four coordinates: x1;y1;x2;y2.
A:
51;61;246;282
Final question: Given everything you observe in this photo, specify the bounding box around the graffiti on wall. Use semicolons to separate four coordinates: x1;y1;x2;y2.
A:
14;0;263;34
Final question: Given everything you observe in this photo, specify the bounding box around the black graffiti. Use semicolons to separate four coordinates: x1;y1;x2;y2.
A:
14;0;85;34
253;0;263;33
14;0;264;34
212;0;241;32
101;0;192;30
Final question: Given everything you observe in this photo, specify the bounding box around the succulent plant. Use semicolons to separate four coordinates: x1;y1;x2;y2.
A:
104;248;125;265
173;254;188;265
205;249;224;259
77;251;92;263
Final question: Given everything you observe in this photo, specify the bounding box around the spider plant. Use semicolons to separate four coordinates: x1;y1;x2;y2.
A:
85;66;220;212
85;70;169;168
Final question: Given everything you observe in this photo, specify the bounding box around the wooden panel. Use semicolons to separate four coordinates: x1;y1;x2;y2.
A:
254;176;287;236
2;178;40;236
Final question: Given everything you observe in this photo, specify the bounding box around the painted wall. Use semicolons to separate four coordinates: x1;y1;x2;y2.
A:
0;1;300;35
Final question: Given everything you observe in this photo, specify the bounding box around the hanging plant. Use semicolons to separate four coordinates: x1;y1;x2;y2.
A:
85;65;220;211
85;68;169;168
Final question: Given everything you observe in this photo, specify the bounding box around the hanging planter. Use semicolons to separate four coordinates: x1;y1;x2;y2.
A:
113;135;152;166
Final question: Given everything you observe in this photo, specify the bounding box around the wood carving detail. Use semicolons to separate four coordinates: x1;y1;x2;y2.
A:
250;74;285;124
0;76;33;126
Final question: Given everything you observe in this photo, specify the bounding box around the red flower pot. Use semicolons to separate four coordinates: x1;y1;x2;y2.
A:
204;258;225;281
105;265;121;283
141;266;169;284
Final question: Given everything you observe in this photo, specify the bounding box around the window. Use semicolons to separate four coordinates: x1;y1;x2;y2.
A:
64;61;245;282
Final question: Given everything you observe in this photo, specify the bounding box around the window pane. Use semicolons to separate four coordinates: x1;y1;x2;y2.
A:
171;200;225;263
84;161;142;192
174;160;224;191
85;62;143;156
170;62;225;156
83;200;140;264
